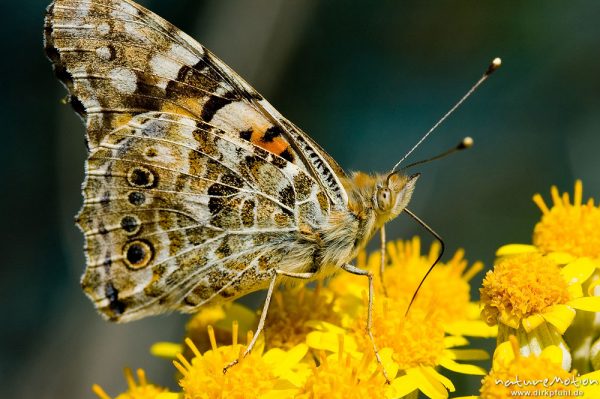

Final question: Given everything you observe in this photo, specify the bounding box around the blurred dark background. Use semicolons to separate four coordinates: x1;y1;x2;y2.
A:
2;0;600;397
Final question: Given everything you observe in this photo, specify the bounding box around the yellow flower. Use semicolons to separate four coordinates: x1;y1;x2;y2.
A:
186;303;257;352
498;180;600;264
92;368;177;399
480;252;599;334
496;181;600;373
307;298;488;399
328;236;494;338
296;335;393;399
456;336;600;399
480;252;600;371
173;322;309;398
264;283;341;350
533;180;600;261
480;336;580;399
151;303;257;360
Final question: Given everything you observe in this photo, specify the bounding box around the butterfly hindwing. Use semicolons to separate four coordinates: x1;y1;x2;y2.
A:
79;112;329;321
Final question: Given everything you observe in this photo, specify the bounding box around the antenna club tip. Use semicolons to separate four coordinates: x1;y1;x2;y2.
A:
486;57;502;75
461;136;474;148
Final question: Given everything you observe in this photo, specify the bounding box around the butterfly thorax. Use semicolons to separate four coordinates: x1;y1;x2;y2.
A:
316;172;418;274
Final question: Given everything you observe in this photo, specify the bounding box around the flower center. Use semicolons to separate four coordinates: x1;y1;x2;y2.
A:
175;327;280;398
480;253;570;326
381;238;482;324
368;298;446;369
299;347;387;398
265;284;340;350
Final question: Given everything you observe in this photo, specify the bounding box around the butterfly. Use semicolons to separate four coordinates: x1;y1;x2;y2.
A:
44;0;499;377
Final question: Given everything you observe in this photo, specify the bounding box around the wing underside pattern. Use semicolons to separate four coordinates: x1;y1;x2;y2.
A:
79;113;328;320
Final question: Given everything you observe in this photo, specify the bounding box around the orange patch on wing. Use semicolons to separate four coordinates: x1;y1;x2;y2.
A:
250;129;290;157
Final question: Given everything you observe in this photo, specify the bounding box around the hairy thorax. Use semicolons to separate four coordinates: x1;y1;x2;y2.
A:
310;173;385;276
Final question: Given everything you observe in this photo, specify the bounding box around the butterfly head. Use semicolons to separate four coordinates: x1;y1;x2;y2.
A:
345;171;419;223
374;172;420;220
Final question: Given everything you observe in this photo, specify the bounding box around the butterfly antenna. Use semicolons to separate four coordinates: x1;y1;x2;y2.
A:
400;136;473;170
390;57;501;173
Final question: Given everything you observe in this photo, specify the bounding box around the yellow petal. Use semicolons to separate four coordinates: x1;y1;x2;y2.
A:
522;313;545;333
496;244;537;257
386;374;419;399
546;251;576;265
588;279;600;296
156;394;181;399
539;345;564;364
304;320;346;334
540;305;576;334
580;370;600;398
567;283;584;299
379;347;399;379
498;310;521;329
406;367;449;399
439;356;487;375
446;348;490;361
561;258;596;285
150;342;183;359
421;366;455;391
444;336;469;348
305;331;358;354
492;341;516;369
445;321;498;338
264;344;308;369
568;296;600;312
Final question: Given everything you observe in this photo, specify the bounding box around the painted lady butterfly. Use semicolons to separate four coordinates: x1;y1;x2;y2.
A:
44;0;499;376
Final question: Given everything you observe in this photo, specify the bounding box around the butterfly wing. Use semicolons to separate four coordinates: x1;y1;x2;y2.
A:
45;0;347;206
45;0;345;321
79;112;330;321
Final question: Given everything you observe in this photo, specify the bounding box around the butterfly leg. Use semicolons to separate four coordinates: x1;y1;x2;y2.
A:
379;225;388;296
223;269;316;374
341;263;391;384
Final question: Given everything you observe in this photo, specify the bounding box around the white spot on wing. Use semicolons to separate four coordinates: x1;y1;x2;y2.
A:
111;2;140;18
95;46;112;61
109;67;138;94
150;53;181;80
75;2;91;17
96;22;110;36
124;21;149;43
170;44;200;66
211;102;270;133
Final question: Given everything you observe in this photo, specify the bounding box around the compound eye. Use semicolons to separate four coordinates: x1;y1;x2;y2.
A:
377;188;393;211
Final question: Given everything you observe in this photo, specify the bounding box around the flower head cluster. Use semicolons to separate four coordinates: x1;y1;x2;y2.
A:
480;336;580;399
174;324;308;398
467;180;600;396
314;237;489;398
480;252;594;334
95;236;488;399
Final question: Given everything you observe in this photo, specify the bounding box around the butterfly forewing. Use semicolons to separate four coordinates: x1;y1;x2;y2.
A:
45;0;346;205
45;0;353;321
